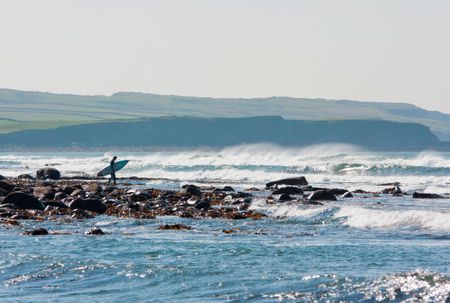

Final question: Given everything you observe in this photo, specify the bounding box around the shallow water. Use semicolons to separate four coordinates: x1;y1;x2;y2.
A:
1;145;450;302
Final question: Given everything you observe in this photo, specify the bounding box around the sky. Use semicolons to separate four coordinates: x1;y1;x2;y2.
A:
0;0;450;113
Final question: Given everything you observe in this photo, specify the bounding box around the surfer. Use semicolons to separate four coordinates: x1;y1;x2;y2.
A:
108;156;118;185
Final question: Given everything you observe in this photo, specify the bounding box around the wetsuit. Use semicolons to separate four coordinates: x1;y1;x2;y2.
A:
108;159;116;185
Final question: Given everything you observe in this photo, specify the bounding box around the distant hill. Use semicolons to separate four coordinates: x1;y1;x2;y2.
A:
1;88;450;140
0;116;442;151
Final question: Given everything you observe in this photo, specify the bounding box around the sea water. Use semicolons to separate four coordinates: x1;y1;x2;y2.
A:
0;144;449;302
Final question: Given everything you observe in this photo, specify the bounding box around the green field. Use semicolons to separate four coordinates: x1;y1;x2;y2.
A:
2;88;450;140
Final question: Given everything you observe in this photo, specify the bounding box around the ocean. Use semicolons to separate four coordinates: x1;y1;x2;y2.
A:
1;144;449;302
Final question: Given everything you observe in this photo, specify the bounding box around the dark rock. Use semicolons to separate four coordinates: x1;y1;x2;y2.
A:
277;193;293;202
413;192;445;199
0;188;10;197
43;201;68;209
329;188;349;195
3;192;44;210
308;190;337;201
83;183;101;194
266;176;308;188
53;192;66;200
158;223;192;230
272;186;304;195
62;186;77;195
195;201;210;210
213;186;235;192
23;228;48;236
33;186;56;199
182;184;201;196
86;228;105;235
36;167;61;180
0;181;15;193
0;175;5;180
0;203;17;209
70;189;85;197
130;191;151;202
17;174;34;180
69;198;107;214
341;192;354;198
236;192;252;198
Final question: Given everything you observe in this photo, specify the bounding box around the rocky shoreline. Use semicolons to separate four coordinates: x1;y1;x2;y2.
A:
1;168;447;236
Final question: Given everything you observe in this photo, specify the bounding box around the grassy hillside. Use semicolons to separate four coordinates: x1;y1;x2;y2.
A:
2;88;450;139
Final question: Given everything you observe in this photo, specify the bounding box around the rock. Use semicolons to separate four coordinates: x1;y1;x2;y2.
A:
83;183;101;194
277;193;293;202
195;201;210;210
413;192;445;199
69;198;107;214
272;186;304;195
86;228;105;235
0;188;10;197
266;176;308;188
36;167;61;180
70;189;85;197
33;186;56;199
17;174;34;180
3;192;45;210
53;192;66;200
43;201;68;209
236;192;252;198
308;190;337;201
213;186;235;192
158;224;192;230
328;188;349;195
0;203;17;209
22;228;48;236
62;186;77;195
182;184;201;196
341;192;354;198
0;175;5;180
0;181;15;193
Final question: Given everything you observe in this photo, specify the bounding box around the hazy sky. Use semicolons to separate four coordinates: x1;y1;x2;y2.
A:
1;0;450;112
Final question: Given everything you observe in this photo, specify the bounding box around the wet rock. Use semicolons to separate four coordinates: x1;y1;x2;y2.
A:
266;176;308;188
22;228;48;236
308;190;337;201
158;223;192;230
62;186;77;195
341;192;354;198
70;189;85;197
413;192;445;199
195;201;211;210
69;198;107;214
0;188;10;197
182;184;201;196
36;167;60;180
83;182;101;194
328;188;349;195
235;192;252;198
33;186;56;199
277;193;294;202
213;186;235;192
129;191;151;202
53;192;66;200
43;201;68;209
3;192;45;210
272;186;304;195
0;203;17;209
86;228;105;235
0;175;5;180
0;181;15;193
2;219;19;226
17;174;34;180
70;209;94;219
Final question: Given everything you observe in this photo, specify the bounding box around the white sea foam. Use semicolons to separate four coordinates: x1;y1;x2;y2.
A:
335;206;450;233
250;199;330;218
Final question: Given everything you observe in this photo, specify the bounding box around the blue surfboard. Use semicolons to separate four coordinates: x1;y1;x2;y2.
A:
97;160;129;177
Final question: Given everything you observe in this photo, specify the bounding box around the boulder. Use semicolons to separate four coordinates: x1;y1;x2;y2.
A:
341;192;354;198
36;168;60;180
3;192;44;210
69;198;107;214
0;181;15;193
86;228;105;235
272;186;304;195
17;174;34;180
413;192;445;199
307;190;337;201
182;184;201;196
195;200;210;210
213;186;235;192
277;193;293;202
266;176;308;188
33;186;56;199
328;188;349;195
22;228;48;236
83;183;101;194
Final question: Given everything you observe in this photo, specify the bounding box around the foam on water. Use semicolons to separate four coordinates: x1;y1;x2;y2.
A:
335;205;450;233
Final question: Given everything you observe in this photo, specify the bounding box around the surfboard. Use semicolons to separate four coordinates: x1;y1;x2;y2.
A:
97;160;129;177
